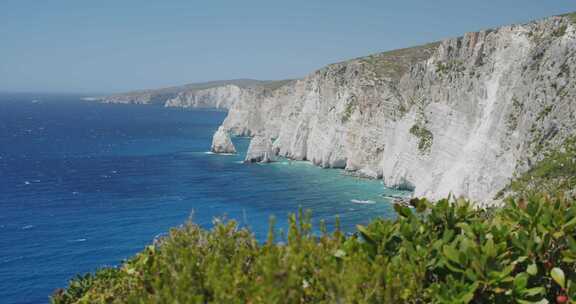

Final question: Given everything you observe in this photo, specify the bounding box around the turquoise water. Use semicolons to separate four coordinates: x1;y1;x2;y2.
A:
0;93;405;304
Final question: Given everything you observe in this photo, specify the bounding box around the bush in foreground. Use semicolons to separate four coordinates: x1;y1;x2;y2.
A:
53;194;576;303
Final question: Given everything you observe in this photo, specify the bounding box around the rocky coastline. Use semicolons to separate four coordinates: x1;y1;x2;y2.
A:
94;14;576;203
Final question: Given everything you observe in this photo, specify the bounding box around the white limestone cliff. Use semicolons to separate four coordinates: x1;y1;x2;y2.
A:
93;14;576;203
93;79;270;107
218;15;576;202
165;85;243;109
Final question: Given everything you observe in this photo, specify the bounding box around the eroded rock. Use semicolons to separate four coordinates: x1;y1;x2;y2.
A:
245;136;275;163
211;127;236;154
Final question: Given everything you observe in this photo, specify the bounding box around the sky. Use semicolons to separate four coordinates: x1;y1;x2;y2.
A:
1;1;574;93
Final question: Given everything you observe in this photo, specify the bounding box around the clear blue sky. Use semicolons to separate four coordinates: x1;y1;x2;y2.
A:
1;0;574;93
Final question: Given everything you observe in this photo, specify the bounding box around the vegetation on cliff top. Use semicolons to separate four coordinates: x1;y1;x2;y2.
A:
499;137;576;199
560;12;576;24
307;41;438;82
54;193;576;303
357;42;440;81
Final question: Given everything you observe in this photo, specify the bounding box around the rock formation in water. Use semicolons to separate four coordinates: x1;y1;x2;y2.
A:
211;126;236;154
244;135;275;163
93;13;576;203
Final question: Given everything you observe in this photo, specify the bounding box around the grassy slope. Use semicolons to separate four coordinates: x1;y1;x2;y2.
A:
559;12;576;24
321;42;440;83
356;42;440;81
498;137;576;199
54;195;576;303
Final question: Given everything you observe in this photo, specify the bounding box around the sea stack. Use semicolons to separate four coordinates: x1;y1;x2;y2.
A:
244;135;275;163
211;126;236;154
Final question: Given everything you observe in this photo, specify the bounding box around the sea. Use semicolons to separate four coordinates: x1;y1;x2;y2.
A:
0;93;406;304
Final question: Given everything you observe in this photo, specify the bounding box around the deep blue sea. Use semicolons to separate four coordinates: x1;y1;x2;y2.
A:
0;93;405;304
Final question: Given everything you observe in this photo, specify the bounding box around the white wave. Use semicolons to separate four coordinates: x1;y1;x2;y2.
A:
22;225;34;230
351;199;376;205
205;151;235;156
178;151;207;155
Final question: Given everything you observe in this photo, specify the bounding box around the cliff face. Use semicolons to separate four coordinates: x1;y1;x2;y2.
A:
391;17;576;201
165;85;243;109
219;15;576;202
94;14;576;203
93;79;270;106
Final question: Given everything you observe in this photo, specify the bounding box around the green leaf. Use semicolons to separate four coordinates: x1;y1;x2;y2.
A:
514;256;529;264
553;231;565;239
527;263;538;276
566;235;576;251
523;287;545;297
562;216;576;230
456;223;473;235
514;273;529;290
444;260;466;273
517;299;549;304
464;268;477;281
443;244;461;264
393;204;412;218
484;238;496;257
356;225;374;243
551;267;566;288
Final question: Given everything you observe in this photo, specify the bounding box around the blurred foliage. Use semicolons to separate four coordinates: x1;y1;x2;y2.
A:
53;194;576;303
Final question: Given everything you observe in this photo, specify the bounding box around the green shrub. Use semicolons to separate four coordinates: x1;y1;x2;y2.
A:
435;60;465;75
436;62;449;74
341;101;356;123
410;124;434;153
506;98;524;133
53;193;576;304
553;25;568;37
